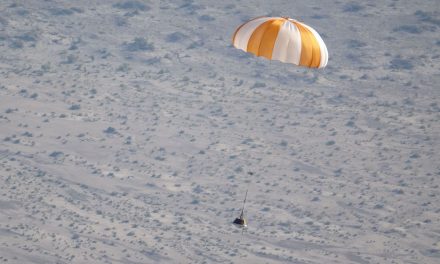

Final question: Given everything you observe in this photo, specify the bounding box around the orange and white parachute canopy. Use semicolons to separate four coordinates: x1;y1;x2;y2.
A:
232;16;328;68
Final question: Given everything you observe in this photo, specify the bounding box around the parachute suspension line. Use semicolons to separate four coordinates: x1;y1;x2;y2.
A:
240;189;248;219
240;189;248;237
241;171;253;219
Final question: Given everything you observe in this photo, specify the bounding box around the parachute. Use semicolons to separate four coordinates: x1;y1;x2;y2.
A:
232;16;328;68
